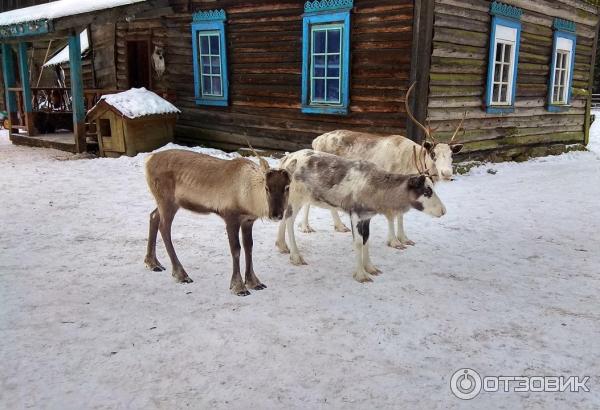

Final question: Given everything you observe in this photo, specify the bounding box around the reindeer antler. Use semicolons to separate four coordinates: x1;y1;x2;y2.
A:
244;137;270;171
450;111;467;143
412;146;423;174
405;82;435;143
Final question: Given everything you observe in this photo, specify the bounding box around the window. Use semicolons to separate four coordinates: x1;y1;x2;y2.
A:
548;19;576;112
198;32;223;97
191;10;229;106
485;2;522;114
302;0;352;115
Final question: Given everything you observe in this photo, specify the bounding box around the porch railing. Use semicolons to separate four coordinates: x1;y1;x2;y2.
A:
7;87;121;134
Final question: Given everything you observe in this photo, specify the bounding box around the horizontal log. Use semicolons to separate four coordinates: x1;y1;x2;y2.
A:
462;131;584;153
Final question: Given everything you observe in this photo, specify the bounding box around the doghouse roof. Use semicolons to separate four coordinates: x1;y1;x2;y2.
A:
87;88;180;120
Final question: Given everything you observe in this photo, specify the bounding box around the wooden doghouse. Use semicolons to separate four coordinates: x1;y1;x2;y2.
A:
86;88;180;157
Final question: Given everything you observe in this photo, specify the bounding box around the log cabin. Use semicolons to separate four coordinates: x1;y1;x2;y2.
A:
1;0;599;161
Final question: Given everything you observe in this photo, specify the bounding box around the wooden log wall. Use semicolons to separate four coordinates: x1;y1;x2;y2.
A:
429;0;599;156
157;0;414;151
91;23;117;89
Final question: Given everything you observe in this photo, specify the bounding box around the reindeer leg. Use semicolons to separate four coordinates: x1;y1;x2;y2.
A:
144;208;166;271
158;205;192;283
241;219;266;290
360;219;381;275
331;209;350;233
225;215;250;296
276;206;290;253
299;204;316;233
350;214;372;283
286;204;307;265
386;212;406;249
396;213;415;246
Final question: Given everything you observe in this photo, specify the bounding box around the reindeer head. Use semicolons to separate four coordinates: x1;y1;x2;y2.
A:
405;82;464;181
407;146;446;218
246;140;290;221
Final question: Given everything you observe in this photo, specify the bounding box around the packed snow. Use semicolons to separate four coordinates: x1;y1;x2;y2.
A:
43;29;90;67
95;88;181;119
1;119;600;408
0;0;145;27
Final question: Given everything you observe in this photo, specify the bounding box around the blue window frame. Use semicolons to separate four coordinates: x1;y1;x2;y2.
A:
191;9;229;106
301;0;352;115
485;2;522;114
547;19;577;112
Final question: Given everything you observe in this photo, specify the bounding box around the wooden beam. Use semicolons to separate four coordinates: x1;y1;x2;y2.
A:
1;43;17;131
585;16;600;145
407;0;435;143
17;42;36;136
68;30;86;153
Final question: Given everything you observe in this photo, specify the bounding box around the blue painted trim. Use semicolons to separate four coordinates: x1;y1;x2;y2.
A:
68;31;85;124
553;18;576;33
191;16;229;107
17;42;32;113
485;16;522;114
192;9;226;22
547;29;577;112
0;19;52;40
304;0;353;13
301;10;351;115
1;44;16;116
489;2;522;20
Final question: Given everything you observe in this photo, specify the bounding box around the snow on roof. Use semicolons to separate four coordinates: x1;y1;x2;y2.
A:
97;88;180;119
0;0;146;27
43;29;89;67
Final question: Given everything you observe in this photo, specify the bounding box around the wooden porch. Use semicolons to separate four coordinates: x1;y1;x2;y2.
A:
6;86;119;152
0;0;169;153
9;131;79;153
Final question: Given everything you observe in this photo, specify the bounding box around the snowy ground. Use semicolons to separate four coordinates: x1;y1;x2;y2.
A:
1;120;600;409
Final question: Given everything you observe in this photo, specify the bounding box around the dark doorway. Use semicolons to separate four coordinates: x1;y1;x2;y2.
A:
126;40;151;89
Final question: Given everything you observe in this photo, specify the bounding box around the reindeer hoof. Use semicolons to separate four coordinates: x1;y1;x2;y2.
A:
299;224;316;233
173;272;193;283
402;239;416;246
334;225;350;233
252;283;267;290
145;257;166;271
366;266;382;275
387;239;407;250
237;290;251;296
276;241;290;254
290;254;307;266
353;271;373;283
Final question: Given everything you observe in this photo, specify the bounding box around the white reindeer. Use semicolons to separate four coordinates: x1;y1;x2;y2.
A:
303;82;464;249
144;148;290;296
276;149;446;283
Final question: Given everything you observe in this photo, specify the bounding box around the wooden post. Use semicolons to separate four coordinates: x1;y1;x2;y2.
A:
407;0;435;143
585;18;600;146
1;43;17;133
17;42;36;136
68;30;87;153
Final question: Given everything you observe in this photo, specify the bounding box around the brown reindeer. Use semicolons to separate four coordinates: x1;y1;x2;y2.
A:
144;149;290;296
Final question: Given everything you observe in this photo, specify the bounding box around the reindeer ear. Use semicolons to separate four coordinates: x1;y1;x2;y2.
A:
408;175;426;189
451;144;463;154
258;157;270;173
423;141;434;151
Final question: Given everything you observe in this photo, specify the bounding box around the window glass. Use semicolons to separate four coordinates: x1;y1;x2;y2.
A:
310;25;343;104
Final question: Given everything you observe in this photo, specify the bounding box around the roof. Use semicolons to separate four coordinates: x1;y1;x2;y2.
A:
0;0;146;27
43;29;89;67
88;88;180;120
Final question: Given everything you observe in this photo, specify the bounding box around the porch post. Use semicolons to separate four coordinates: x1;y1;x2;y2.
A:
68;31;86;153
17;42;36;136
1;43;17;133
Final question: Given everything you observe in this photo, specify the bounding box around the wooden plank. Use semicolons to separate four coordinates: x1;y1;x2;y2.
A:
407;0;434;143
